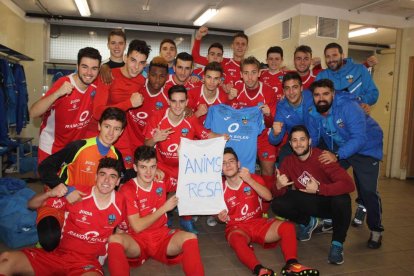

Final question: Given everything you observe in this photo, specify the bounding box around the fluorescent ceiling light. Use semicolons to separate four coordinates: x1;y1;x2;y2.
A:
348;27;377;38
75;0;91;17
193;8;219;26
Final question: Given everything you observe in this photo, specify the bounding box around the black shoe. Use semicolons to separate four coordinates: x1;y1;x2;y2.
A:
367;232;382;249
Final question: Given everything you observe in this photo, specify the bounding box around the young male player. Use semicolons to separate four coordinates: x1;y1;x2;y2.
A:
36;107;127;251
218;147;318;276
107;146;205;276
164;52;196;91
0;157;125;276
92;39;150;168
188;62;228;125
145;84;226;233
31;47;102;164
260;46;285;102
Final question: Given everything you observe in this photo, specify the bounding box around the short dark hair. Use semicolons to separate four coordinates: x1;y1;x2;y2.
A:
241;56;260;71
267;46;283;58
77;47;102;66
97;157;123;177
310;79;335;94
324;43;343;55
289;125;310;141
294;45;312;56
107;29;126;43
149;56;169;74
208;42;224;54
282;71;302;87
134;145;157;163
99;107;127;129
168;84;187;99
127;39;151;58
175;52;193;66
224;147;239;162
233;32;248;44
204;61;223;75
159;38;177;51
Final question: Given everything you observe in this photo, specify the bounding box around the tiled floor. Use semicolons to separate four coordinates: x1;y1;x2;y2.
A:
1;176;413;275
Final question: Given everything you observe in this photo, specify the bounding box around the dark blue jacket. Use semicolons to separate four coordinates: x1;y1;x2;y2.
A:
306;92;383;160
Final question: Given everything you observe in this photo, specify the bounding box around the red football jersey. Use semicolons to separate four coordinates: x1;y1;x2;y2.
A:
92;68;146;166
119;177;174;232
300;67;321;90
144;109;210;168
187;85;229;125
38;74;96;157
56;187;125;258
223;174;265;225
164;74;195;92
127;79;169;148
259;69;284;102
223;59;241;85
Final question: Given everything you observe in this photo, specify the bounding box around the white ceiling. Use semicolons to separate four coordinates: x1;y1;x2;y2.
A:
11;0;406;45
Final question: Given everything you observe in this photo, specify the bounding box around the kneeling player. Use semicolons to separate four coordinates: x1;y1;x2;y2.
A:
107;146;205;276
218;147;318;276
0;157;125;276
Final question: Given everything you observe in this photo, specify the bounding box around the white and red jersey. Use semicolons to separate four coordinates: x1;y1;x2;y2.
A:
38;74;96;158
300;67;321;90
192;67;204;79
49;186;125;258
144;109;210;169
259;69;285;102
188;85;229;125
119;177;175;233
223;174;265;225
127;79;169;148
223;59;241;85
164;74;195;92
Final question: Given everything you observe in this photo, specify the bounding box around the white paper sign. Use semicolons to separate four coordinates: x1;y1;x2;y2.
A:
176;137;227;216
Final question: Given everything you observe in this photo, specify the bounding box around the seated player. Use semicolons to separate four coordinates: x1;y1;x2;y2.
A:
107;146;205;276
0;157;125;276
36;107;127;251
218;147;318;276
272;125;355;264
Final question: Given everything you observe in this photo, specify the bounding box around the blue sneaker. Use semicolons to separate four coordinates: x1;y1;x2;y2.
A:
179;218;198;234
297;217;318;241
328;242;344;264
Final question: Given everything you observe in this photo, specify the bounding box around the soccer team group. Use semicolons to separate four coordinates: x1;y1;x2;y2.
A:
0;26;384;276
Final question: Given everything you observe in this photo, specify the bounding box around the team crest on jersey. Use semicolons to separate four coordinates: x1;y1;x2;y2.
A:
257;102;264;107
83;265;96;271
262;152;269;158
155;101;164;110
156;187;163;197
243;186;252;195
278;75;284;81
242;116;248;125
336;118;345;128
181;128;189;136
125;155;133;165
108;214;116;225
346;75;354;83
90;90;96;97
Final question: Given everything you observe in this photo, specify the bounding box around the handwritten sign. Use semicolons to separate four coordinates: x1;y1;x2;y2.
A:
176;137;227;215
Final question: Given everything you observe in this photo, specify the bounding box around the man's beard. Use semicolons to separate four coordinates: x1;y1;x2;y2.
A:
327;59;343;71
293;145;310;157
316;100;332;113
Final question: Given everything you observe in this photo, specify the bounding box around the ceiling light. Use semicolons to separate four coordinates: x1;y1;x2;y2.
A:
193;8;219;26
348;27;378;38
74;0;91;17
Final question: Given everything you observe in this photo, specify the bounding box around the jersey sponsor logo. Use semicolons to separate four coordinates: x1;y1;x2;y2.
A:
79;110;90;122
243;186;252;196
67;230;106;243
298;171;313;187
79;209;93;216
241;204;249;215
108;214;116;225
135;112;149;119
228;123;240;133
181;128;189;137
167;143;179;153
